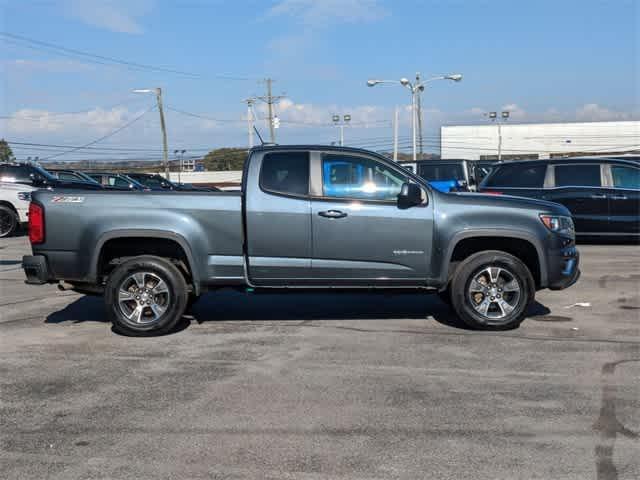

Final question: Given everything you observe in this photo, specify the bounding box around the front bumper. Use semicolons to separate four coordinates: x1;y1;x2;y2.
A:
22;255;51;285
547;244;580;290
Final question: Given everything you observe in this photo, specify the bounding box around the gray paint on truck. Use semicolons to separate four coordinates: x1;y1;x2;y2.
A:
26;145;576;295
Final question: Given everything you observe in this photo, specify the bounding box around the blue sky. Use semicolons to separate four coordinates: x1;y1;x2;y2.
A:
1;0;638;161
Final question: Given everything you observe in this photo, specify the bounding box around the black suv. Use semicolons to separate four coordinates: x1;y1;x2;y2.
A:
478;157;640;236
0;163;103;190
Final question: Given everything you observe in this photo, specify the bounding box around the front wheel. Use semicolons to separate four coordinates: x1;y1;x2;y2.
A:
104;256;188;336
450;250;535;330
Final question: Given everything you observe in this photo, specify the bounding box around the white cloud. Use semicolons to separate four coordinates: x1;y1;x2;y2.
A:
575;103;634;122
64;0;154;34
257;98;390;127
4;107;147;135
501;103;527;120
267;0;387;27
265;0;388;58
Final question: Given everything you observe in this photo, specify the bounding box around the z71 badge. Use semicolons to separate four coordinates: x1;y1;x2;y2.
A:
51;196;85;203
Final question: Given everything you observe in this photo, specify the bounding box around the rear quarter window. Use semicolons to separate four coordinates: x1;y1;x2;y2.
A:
483;164;546;188
611;165;640;189
259;152;310;196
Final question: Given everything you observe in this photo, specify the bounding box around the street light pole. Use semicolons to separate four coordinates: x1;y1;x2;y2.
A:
367;73;462;162
332;114;351;146
244;98;255;148
487;111;510;160
393;106;399;162
411;88;417;161
133;87;170;180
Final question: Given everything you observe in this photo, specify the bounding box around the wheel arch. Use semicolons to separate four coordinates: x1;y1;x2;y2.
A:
91;229;201;295
440;229;547;289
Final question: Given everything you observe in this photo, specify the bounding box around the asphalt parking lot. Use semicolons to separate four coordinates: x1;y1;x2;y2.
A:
1;235;638;480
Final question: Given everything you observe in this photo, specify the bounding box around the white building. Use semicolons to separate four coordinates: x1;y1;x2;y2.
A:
440;120;640;160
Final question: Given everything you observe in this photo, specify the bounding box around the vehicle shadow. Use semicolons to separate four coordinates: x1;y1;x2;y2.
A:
46;290;551;334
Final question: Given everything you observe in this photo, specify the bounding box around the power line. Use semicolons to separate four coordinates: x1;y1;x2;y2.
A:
1;31;255;80
165;106;243;123
41;105;156;160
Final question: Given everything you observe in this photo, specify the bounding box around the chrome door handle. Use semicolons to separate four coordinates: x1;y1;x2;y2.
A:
611;195;628;200
590;194;607;199
318;210;348;219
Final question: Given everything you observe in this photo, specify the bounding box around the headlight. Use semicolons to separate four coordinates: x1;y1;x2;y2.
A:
17;192;32;201
540;214;574;234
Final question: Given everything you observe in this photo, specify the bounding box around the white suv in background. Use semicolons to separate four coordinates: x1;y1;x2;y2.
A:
0;182;35;238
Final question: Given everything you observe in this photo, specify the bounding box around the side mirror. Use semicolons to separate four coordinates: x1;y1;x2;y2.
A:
397;182;423;209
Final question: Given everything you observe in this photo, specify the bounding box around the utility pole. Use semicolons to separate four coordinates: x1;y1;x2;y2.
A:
393;106;399;162
156;88;170;180
133;87;170;179
256;78;286;143
415;73;424;157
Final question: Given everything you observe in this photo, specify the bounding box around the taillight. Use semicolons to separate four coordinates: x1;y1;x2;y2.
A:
483;190;503;195
28;202;44;244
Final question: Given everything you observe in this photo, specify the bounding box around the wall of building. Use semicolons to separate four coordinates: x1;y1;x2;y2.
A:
440;120;639;160
159;170;242;187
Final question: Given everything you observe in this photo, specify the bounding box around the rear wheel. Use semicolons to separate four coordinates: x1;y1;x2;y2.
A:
0;206;18;238
105;256;188;336
450;250;535;330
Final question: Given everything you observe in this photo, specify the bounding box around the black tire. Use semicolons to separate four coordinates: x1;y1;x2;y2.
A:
450;250;535;330
0;205;18;238
104;255;188;336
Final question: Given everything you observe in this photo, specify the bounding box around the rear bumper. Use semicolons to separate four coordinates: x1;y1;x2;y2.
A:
22;255;51;285
547;245;580;290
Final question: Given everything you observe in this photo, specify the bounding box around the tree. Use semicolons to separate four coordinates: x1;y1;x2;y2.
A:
0;139;14;163
202;148;248;171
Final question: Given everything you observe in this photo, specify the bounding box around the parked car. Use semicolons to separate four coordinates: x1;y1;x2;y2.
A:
23;145;579;336
86;172;149;191
0;162;104;190
47;168;103;186
0;182;35;237
469;160;501;185
125;172;219;192
478;158;640;236
413;159;471;192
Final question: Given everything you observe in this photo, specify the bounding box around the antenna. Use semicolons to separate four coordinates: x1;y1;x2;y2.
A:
253;126;265;146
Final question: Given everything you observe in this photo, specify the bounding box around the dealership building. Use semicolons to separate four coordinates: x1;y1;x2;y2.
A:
440;120;639;160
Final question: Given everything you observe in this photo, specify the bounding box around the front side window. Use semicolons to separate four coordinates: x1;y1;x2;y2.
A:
260;152;309;196
483;164;547;188
612;165;640;189
555;164;601;187
322;154;406;201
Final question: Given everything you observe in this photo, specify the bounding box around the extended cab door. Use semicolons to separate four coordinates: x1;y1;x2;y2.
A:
309;151;434;285
244;150;312;285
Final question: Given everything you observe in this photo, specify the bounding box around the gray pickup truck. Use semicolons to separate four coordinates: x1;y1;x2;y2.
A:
23;145;580;335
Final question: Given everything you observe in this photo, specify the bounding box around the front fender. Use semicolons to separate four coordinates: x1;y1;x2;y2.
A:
437;228;548;288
